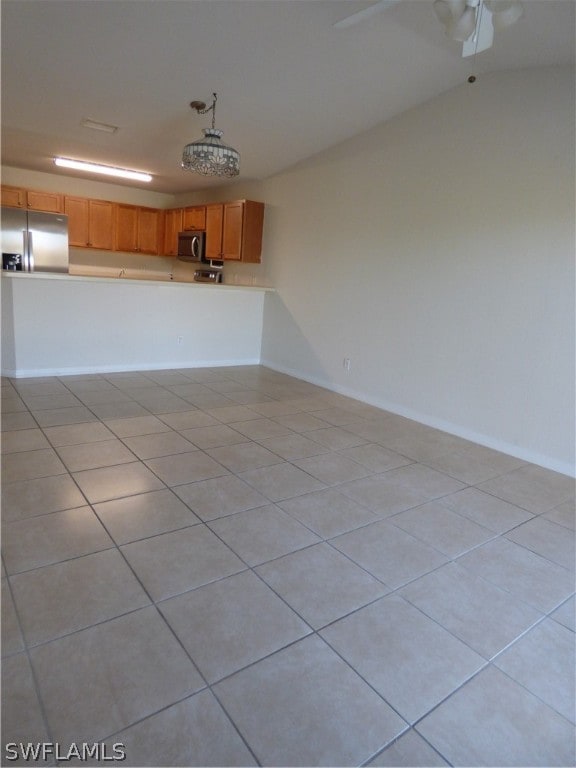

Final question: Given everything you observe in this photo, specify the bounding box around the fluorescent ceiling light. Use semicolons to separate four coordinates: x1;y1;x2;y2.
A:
53;157;152;182
80;118;119;133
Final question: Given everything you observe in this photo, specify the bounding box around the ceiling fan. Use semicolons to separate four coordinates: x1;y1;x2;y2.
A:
333;0;524;57
333;0;402;29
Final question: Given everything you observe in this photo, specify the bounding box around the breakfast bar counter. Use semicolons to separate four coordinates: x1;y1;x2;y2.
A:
1;272;273;378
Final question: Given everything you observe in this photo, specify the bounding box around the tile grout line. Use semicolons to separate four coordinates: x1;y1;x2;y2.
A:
2;367;574;766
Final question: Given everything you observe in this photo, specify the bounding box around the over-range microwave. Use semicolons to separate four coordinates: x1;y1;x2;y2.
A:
177;230;207;263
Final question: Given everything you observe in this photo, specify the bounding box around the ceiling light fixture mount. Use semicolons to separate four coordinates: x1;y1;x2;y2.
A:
181;92;240;178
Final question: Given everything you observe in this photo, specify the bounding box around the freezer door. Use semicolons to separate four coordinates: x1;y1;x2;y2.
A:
27;211;69;273
1;206;28;269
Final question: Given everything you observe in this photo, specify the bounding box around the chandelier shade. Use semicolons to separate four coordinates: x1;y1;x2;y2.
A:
181;93;240;178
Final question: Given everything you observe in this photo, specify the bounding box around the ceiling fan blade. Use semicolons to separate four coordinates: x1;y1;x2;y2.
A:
333;0;403;28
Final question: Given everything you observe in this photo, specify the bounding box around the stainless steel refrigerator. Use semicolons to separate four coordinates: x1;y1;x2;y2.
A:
1;206;69;273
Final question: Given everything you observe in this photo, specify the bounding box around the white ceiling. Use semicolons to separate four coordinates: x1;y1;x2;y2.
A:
1;0;574;194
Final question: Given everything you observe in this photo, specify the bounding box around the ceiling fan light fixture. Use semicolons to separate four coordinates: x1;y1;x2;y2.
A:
433;0;522;54
433;0;454;24
444;0;468;18
447;5;477;40
181;92;240;178
434;0;477;39
487;0;524;28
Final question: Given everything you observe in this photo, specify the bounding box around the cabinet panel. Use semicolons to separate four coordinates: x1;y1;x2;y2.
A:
65;197;114;250
205;204;224;260
115;204;139;253
221;201;243;261
1;186;63;212
138;207;160;254
27;190;64;213
164;208;183;256
89;201;114;250
238;200;265;264
115;204;161;254
204;200;264;262
65;197;89;246
1;185;26;208
183;206;206;231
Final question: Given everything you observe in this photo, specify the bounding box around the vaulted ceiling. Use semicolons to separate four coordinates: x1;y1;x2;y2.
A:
2;0;574;193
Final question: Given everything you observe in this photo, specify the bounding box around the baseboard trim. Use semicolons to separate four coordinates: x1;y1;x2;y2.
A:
261;359;575;478
2;358;263;379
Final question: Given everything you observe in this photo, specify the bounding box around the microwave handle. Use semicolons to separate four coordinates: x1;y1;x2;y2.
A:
191;235;199;260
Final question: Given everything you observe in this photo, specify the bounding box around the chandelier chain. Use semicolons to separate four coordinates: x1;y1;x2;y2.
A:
194;93;218;129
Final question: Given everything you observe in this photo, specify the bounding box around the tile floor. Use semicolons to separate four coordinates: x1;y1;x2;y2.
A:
1;365;575;767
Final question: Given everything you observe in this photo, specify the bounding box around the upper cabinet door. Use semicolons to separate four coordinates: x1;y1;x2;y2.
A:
65;197;90;246
238;200;264;263
1;185;26;208
183;206;206;231
137;207;161;254
88;200;114;250
115;204;139;252
1;186;63;213
164;208;183;256
221;201;244;260
205;204;224;260
65;197;114;250
114;204;160;254
204;200;264;262
26;190;64;213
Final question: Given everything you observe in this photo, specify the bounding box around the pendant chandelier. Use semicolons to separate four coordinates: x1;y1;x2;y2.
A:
181;92;240;177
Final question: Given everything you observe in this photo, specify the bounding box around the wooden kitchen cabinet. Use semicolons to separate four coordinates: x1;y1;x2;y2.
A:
1;185;26;208
1;185;63;213
163;208;183;256
27;190;64;213
205;200;264;262
65;197;115;250
205;204;225;260
115;204;162;255
183;205;206;231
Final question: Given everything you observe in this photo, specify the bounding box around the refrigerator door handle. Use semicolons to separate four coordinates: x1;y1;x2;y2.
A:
22;229;29;271
27;231;34;272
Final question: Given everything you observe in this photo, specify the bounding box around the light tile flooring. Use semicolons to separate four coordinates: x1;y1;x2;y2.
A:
1;366;575;767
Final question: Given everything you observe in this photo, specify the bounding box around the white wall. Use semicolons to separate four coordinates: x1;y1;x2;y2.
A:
258;66;575;475
1;274;267;376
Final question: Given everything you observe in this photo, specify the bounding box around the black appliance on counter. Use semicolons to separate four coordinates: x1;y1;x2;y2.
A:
177;230;207;263
2;253;22;271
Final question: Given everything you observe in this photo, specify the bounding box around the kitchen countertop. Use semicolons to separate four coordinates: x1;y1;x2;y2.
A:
1;270;274;292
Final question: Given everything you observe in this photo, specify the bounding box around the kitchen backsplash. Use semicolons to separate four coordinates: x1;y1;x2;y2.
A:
69;247;271;286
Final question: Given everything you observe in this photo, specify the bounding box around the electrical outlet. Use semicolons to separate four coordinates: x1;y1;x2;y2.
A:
343;357;351;372
177;336;183;345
